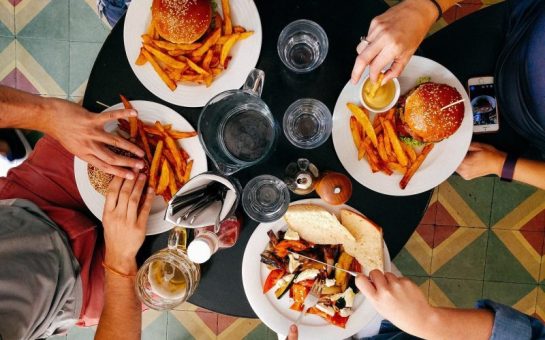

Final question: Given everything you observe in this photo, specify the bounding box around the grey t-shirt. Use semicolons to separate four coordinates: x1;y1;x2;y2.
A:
0;199;82;340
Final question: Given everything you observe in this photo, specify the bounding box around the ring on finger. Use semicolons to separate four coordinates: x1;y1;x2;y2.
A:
360;35;371;45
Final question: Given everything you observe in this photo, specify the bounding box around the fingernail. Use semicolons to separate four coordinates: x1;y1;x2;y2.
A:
290;325;297;332
136;162;144;169
129;110;137;116
126;173;135;180
137;150;145;157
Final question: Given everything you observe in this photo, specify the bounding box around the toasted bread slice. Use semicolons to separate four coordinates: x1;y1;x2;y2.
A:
340;209;384;273
284;204;356;244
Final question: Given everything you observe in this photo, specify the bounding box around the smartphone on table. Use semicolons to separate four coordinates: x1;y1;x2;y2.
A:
467;76;500;134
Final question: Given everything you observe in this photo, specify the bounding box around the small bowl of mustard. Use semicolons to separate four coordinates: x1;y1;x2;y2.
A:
359;74;400;113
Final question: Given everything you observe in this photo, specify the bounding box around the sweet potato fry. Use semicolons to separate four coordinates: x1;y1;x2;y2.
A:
347;103;377;147
141;49;177;91
137;121;153;161
220;34;238;67
154;121;183;171
156;159;170;195
401;143;417;163
383;120;408;166
149;140;164;189
387;162;407;174
400;144;434;189
143;44;187;69
119;95;138;139
182;160;193;184
192;28;221;57
377;135;389;162
349;116;366;160
168;163;178;197
164;148;185;182
168;130;197;139
221;0;232;35
153;40;201;51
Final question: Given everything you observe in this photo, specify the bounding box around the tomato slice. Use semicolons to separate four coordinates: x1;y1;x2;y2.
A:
298;279;316;288
273;240;309;257
263;269;285;294
328;313;349;328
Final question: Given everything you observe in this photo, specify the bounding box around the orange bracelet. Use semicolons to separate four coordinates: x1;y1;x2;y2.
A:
102;261;137;278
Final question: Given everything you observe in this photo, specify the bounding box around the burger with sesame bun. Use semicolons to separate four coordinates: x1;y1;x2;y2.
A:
152;0;212;44
396;82;464;146
87;146;150;196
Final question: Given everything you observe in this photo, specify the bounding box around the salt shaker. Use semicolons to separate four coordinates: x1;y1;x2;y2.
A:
187;216;241;264
284;158;320;195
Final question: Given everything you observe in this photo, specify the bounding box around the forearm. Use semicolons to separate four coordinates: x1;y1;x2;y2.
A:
415;307;494;340
95;257;141;340
0;86;58;132
513;158;545;190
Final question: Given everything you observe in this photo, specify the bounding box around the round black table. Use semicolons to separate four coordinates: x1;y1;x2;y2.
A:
83;0;432;318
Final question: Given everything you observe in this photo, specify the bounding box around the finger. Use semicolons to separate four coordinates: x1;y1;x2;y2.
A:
127;173;147;220
84;154;136;180
356;40;370;54
468;142;485;151
98;108;137;124
98;133;145;159
96;146;144;172
351;40;384;84
137;187;155;227
384;272;400;284
356;274;377;298
117;175;138;212
369;269;387;289
382;57;407;84
105;175;124;212
286;324;298;340
369;48;397;83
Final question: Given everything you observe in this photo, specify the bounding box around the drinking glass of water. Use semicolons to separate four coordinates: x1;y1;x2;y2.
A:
242;175;290;223
277;19;329;73
283;98;332;149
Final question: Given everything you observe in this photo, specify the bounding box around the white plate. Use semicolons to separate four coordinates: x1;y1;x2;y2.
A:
332;56;473;196
124;0;262;107
242;198;392;340
74;100;208;235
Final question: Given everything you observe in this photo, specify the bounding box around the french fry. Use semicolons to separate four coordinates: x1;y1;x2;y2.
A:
182;159;193;184
383;120;408;166
156;159;170;195
192;28;221;57
214;11;223;31
135;48;147;66
220;33;238;67
347;103;378;147
168;49;192;57
141;49;177;91
367;73;384;98
401;142;417;163
164;149;185;181
182;58;210;75
363;142;380;173
143;44;187;69
202;49;214;70
168;163;178;197
377;135;389;162
119;95;138;139
400;144;434;189
146;20;155;37
141;34;153;44
154;121;183;171
384;108;396;121
149;140;164;189
152;40;201;51
137;121;153;161
180;74;204;83
221;0;232;35
349;116;366;160
233;26;246;33
168;130;197;139
238;31;254;40
387;162;407;174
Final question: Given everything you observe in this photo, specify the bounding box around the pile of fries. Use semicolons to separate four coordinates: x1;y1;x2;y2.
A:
119;95;197;202
347;102;434;190
135;0;253;90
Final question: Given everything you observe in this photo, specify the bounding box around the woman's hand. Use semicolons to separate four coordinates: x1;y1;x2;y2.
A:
456;142;506;180
102;174;154;274
351;0;439;84
44;98;145;179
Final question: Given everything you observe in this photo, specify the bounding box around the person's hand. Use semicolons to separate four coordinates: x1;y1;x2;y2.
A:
43;98;145;179
102;174;154;274
351;0;439;84
356;270;435;336
456;142;506;180
286;324;298;340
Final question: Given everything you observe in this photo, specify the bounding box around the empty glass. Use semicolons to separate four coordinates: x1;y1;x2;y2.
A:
283;98;332;149
242;175;290;223
277;19;329;73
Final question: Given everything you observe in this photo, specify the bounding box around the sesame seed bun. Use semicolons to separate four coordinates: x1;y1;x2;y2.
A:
403;83;464;143
152;0;212;44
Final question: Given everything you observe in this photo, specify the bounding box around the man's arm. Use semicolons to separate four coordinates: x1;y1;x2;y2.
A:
512;158;545;190
95;174;154;340
0;86;144;179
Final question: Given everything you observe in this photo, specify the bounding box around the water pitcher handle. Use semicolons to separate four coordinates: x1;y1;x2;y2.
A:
243;69;265;97
168;226;187;252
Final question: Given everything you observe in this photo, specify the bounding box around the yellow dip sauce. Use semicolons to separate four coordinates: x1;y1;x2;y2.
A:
362;78;396;110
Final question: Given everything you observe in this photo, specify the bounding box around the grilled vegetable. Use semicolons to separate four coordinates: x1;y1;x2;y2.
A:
260;250;285;270
263;269;284;294
274;273;298;299
335;252;354;291
267;230;280;247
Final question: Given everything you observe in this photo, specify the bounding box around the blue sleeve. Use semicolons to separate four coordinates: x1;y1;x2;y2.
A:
476;299;545;340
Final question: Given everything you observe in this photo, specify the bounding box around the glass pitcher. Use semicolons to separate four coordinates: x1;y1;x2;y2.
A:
198;69;278;175
135;227;200;310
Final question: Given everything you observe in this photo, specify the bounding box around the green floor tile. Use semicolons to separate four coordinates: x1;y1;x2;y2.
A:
484;231;538;284
69;41;102;96
491;178;537;227
432;228;488;280
166;313;195;340
17;0;69;40
393;248;429;277
70;0;110;42
143;311;168;340
482;281;537;309
0;36;13;52
446;175;494;227
430;278;483;308
244;323;276;340
0;20;13;37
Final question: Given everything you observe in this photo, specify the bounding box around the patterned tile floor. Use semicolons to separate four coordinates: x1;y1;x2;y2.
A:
2;0;544;339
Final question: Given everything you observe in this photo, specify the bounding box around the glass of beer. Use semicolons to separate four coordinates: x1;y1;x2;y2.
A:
136;227;200;310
